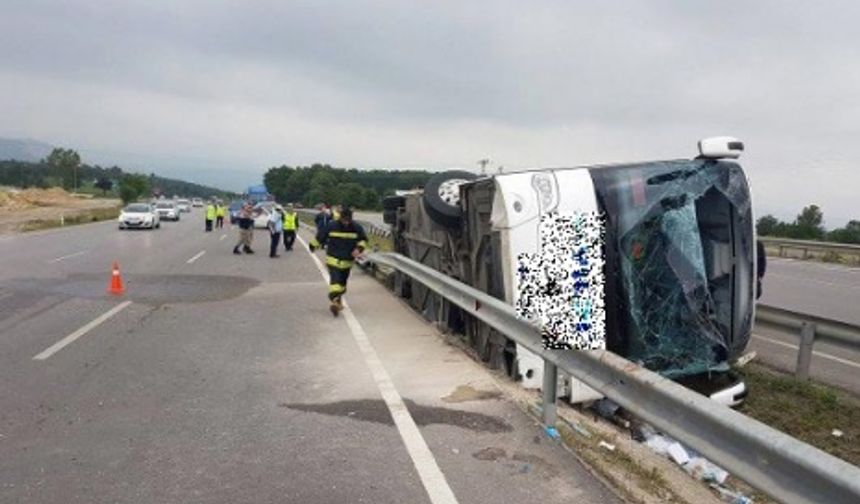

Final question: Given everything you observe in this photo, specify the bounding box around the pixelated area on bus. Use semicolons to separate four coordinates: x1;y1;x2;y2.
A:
516;211;606;350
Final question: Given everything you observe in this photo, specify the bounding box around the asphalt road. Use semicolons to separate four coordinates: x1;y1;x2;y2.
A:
0;213;620;504
751;257;860;393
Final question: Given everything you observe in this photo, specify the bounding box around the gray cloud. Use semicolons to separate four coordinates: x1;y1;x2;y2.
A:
1;1;859;225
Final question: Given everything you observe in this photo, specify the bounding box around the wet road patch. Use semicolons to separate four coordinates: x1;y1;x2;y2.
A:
281;398;513;433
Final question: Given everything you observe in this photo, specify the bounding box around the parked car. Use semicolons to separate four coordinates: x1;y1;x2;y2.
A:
191;197;203;207
154;201;180;221
118;203;160;230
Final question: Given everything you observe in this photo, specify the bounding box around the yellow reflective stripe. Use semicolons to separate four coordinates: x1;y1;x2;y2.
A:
329;231;359;239
329;283;346;293
357;240;368;249
325;256;353;269
310;238;321;247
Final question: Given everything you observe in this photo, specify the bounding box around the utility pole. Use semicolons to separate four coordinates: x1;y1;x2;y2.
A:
477;158;490;175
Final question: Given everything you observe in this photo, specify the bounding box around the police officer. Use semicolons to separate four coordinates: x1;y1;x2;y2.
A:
309;207;368;316
215;201;226;229
282;203;298;251
205;201;216;232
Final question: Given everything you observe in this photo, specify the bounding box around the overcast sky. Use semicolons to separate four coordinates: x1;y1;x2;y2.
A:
1;1;859;226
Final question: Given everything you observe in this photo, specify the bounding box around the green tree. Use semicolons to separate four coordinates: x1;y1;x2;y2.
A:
828;220;860;244
791;205;825;240
756;215;780;236
94;176;113;195
46;148;81;191
118;174;150;204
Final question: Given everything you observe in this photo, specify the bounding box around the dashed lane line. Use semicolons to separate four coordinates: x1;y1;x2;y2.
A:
297;234;459;504
186;250;206;264
33;301;133;360
48;250;87;263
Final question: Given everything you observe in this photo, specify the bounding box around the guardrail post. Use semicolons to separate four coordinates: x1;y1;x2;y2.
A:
796;321;816;380
541;360;558;426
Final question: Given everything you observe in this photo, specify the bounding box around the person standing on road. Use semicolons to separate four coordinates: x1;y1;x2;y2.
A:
215;202;226;229
233;203;255;254
268;207;283;258
314;204;331;236
282;203;298;252
205;201;216;232
308;207;368;316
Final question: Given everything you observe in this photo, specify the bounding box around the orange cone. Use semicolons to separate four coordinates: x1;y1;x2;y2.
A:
108;261;125;295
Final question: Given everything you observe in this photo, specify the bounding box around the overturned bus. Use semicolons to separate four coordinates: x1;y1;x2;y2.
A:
382;137;755;406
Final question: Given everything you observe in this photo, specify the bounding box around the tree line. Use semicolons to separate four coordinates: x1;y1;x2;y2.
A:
0;148;238;204
757;205;860;244
263;163;433;210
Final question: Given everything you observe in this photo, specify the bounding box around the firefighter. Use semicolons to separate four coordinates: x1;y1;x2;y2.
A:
282;203;298;251
205;201;216;232
308;207;368;316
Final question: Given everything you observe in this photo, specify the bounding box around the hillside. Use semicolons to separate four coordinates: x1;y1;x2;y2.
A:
0;138;54;162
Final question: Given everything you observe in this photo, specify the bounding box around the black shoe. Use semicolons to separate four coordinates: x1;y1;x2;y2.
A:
270;254;280;258
233;248;242;255
244;248;255;254
329;300;340;317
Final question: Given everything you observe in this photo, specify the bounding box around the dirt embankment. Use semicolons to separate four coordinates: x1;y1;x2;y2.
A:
0;187;121;234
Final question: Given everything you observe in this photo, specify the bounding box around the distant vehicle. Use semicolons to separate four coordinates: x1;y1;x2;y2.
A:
118;203;160;230
191;198;203;207
253;203;283;229
154;201;180;221
246;184;272;204
228;200;244;224
177;199;191;212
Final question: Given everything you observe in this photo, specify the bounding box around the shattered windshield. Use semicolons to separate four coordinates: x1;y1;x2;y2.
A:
591;160;753;377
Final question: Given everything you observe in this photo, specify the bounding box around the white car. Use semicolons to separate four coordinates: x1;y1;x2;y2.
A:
154;201;180;221
191;198;203;207
118;203;160;230
176;199;191;212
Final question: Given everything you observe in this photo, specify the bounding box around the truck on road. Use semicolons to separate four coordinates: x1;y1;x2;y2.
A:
383;137;755;405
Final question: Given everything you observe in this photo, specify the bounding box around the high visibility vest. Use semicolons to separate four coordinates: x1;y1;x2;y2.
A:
283;212;298;231
206;205;216;220
216;206;226;217
332;209;341;221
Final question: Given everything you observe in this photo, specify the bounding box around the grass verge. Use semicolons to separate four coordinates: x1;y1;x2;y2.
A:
737;362;859;466
18;206;121;232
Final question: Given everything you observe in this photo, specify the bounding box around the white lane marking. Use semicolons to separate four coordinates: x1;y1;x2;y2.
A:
33;301;133;360
297;234;459;504
751;334;860;369
219;234;227;241
186;250;206;264
48;250;87;263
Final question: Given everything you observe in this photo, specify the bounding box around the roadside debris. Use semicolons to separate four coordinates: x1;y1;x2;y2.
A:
543;426;560;440
642;431;750;501
597;441;616;452
831;429;844;438
735;351;757;367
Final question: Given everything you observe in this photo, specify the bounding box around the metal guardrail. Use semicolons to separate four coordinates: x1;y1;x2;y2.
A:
368;251;860;504
296;208;392;239
755;304;860;379
760;236;860;260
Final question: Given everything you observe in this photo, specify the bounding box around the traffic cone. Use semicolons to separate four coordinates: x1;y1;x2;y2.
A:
108;261;125;295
